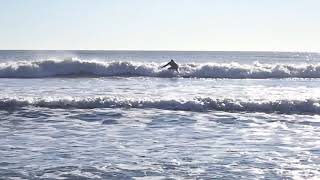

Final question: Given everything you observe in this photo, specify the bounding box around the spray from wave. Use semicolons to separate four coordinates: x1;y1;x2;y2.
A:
1;58;320;78
1;96;320;114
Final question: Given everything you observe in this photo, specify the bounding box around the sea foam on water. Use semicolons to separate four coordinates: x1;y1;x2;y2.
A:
1;58;320;78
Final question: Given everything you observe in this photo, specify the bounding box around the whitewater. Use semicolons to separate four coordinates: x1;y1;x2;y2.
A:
2;96;320;115
1;51;320;179
2;58;320;78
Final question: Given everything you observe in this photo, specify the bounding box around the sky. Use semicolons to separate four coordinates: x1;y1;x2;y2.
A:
0;0;319;52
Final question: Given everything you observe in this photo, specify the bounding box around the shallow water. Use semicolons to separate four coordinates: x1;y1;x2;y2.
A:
1;51;320;179
1;108;320;179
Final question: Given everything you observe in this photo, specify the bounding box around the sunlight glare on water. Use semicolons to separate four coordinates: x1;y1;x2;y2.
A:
0;51;320;179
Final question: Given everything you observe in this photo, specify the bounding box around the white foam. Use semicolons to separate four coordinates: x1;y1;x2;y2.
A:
1;96;320;114
1;59;320;78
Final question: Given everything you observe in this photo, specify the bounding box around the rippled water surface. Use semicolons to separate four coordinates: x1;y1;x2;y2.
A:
1;51;320;179
1;108;320;179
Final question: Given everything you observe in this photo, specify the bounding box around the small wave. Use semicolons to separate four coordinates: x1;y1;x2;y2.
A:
1;59;320;78
1;97;320;114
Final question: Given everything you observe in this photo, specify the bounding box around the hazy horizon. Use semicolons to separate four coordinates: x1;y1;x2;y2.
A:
0;50;319;54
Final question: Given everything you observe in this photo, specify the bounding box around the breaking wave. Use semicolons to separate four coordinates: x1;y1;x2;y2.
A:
1;59;320;78
1;96;320;114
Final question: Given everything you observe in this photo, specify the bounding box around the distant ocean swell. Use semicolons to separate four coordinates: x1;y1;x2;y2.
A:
1;97;320;114
1;59;320;78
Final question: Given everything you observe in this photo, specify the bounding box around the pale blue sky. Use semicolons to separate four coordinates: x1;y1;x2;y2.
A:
0;0;319;51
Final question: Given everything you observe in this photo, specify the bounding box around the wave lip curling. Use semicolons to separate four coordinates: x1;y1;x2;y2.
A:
1;59;320;78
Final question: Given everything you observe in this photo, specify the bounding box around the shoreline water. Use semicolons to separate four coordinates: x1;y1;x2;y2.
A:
1;51;319;179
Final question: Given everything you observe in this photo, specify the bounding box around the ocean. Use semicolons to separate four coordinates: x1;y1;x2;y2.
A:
0;50;320;179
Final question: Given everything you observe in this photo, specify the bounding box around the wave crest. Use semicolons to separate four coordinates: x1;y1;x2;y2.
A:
1;96;320;114
1;59;320;78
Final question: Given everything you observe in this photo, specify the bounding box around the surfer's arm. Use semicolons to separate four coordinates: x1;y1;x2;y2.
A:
161;63;170;68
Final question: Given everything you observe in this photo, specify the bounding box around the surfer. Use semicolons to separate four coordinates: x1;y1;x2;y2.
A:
161;59;179;72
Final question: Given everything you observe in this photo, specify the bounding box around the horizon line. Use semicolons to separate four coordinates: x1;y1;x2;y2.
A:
0;49;319;54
